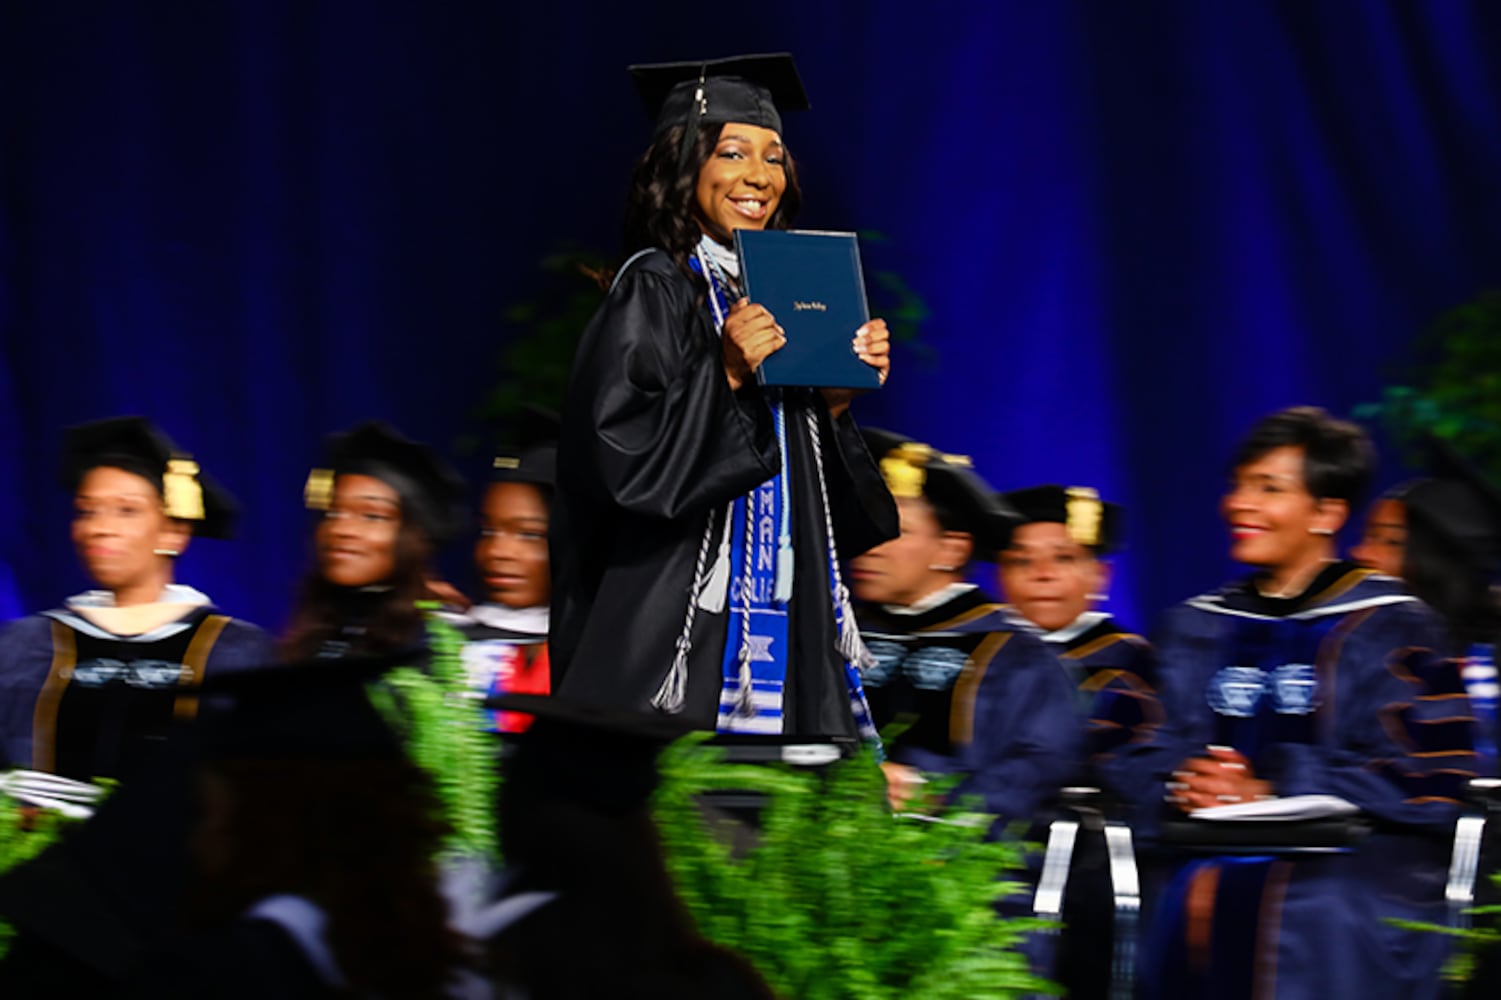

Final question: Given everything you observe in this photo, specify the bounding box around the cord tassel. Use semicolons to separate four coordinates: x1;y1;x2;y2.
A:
697;502;735;613
837;587;876;671
773;537;794;604
734;648;755;718
652;638;691;713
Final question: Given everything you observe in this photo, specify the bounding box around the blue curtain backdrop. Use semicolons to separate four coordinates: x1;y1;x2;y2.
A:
3;1;1501;635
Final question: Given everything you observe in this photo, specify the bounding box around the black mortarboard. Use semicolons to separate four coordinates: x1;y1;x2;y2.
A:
1390;438;1501;576
305;421;469;545
195;652;419;762
630;52;809;144
60;415;239;539
490;407;560;490
488;693;694;820
1001;484;1124;555
863;428;1019;560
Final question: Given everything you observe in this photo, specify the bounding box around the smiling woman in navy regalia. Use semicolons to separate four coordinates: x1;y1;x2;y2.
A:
0;417;272;784
997;484;1161;771
551;53;898;740
849;430;1077;820
1110;407;1475;1000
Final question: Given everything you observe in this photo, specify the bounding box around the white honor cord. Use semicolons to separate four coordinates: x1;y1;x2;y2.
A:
804;408;875;669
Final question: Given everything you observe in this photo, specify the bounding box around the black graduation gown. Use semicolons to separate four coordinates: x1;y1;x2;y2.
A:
550;249;897;736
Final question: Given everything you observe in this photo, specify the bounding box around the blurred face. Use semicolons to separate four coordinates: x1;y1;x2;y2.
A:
317;474;401;588
1350;498;1406;578
694;122;786;242
476;482;550;609
850;497;970;607
1220;445;1345;572
72;466;188;600
997;522;1107;633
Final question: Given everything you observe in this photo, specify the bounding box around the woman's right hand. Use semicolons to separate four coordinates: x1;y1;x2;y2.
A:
722;298;786;391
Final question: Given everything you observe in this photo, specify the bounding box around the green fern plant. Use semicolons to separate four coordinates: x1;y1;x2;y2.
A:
651;736;1055;999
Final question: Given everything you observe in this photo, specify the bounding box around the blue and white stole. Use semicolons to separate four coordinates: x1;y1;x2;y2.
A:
648;240;879;744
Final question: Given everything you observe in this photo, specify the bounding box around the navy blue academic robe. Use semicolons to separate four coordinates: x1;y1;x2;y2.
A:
1113;563;1474;1000
1043;612;1161;1000
0;602;272;782
858;586;1079;826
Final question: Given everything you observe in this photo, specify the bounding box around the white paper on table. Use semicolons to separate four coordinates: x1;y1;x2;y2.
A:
1189;794;1359;821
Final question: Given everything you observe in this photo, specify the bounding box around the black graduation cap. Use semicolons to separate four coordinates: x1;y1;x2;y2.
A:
1391;438;1501;576
60;415;239;539
630;52;809;140
194;651;421;763
1001;484;1124;555
862;428;1019;560
305;421;469;545
0;650;421;983
488;693;695;821
490;407;560;490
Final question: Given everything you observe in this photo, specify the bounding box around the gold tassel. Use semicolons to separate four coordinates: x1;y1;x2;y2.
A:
304;468;335;510
162;459;205;521
879;442;933;498
1065;486;1103;548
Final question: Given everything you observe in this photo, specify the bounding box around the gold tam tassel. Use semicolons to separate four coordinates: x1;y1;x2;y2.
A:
1065;487;1103;548
304;468;334;510
879;443;934;499
162;459;205;521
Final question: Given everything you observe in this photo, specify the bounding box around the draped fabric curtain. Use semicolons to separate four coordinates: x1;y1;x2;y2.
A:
3;1;1501;633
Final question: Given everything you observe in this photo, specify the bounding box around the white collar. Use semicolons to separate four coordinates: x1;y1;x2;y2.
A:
697;233;741;281
883;582;976;616
65;584;211;609
467;603;549;636
1042;610;1111;644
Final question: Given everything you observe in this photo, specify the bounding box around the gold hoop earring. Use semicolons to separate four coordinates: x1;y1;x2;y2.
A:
153;548;180;557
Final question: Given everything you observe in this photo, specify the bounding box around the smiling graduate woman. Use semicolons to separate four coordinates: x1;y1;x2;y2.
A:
551;54;898;738
0;417;272;783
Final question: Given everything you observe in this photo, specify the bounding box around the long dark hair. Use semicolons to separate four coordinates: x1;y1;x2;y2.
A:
190;758;467;998
279;517;434;661
622;123;803;283
1403;505;1501;649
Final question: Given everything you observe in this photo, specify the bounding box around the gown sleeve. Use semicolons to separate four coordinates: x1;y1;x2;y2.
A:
0;616;55;769
951;632;1079;825
201;619;277;676
569;259;780;521
1267;603;1475;829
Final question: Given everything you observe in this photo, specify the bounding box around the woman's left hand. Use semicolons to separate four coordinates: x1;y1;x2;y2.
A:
821;319;891;419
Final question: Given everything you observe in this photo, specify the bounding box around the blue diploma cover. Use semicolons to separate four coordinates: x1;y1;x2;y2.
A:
733;229;882;390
